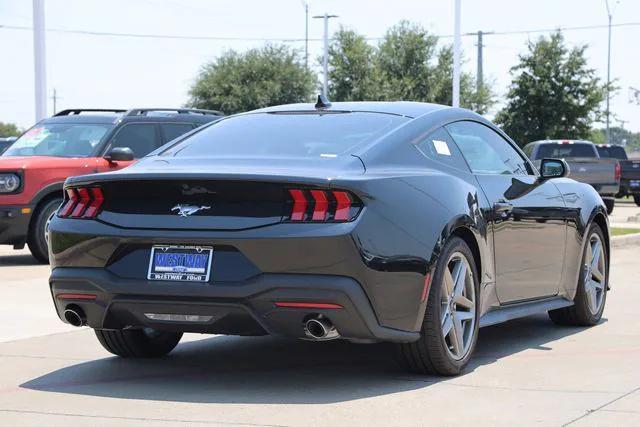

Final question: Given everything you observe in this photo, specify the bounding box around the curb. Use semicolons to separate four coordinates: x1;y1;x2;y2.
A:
611;232;640;249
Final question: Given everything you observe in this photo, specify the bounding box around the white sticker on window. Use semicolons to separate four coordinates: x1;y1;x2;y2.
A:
432;139;451;156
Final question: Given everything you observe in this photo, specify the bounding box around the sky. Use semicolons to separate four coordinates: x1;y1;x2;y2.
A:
1;0;639;133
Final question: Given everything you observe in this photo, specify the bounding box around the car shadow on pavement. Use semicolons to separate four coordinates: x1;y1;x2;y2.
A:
0;253;40;266
21;313;599;404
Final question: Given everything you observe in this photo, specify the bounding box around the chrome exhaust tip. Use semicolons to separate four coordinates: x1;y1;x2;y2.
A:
63;307;86;327
304;316;340;340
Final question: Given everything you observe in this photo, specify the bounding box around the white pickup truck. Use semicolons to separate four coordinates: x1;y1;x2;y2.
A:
523;139;621;213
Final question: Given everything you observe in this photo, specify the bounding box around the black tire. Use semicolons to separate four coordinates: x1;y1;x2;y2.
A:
397;237;480;376
634;194;640;207
548;223;608;326
27;198;62;263
95;328;183;358
603;198;614;214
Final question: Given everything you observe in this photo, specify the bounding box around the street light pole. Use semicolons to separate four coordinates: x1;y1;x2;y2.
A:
605;0;612;144
313;13;338;96
33;0;47;121
302;1;309;69
452;0;461;107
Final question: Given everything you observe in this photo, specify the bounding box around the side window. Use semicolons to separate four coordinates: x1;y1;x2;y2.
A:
110;124;158;158
160;123;195;145
445;121;531;175
522;143;534;159
415;127;470;172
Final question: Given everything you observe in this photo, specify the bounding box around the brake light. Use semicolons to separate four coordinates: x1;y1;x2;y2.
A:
286;189;361;222
58;186;104;219
615;162;621;182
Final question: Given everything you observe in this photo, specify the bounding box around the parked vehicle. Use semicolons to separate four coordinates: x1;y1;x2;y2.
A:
0;136;17;154
0;108;222;262
48;100;609;376
596;144;640;206
523;140;620;213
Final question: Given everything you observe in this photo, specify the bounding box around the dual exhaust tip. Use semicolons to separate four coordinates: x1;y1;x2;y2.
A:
63;306;87;327
304;316;339;340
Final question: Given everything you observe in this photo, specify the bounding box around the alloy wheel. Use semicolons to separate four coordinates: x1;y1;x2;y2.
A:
440;252;476;360
584;233;606;314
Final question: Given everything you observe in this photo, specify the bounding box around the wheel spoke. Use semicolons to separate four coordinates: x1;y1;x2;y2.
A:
442;312;453;337
455;310;474;321
449;317;462;356
592;266;604;283
585;280;597;311
443;268;455;295
590;241;601;272
592;279;605;290
453;316;465;355
454;295;474;310
453;261;467;297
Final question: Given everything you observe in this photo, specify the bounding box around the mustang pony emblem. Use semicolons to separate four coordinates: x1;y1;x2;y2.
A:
171;204;211;217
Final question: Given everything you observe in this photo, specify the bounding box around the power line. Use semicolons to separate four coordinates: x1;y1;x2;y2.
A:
1;22;639;43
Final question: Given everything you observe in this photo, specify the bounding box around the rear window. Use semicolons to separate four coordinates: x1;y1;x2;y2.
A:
596;145;627;160
535;143;596;159
162;112;408;158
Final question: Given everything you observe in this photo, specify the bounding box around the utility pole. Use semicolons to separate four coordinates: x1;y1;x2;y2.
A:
51;88;59;114
313;13;338;96
452;0;461;107
33;0;47;121
476;30;483;93
605;0;613;145
302;1;309;69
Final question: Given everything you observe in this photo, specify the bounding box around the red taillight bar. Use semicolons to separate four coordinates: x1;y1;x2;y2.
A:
274;302;343;309
615;162;621;182
58;186;104;219
56;293;97;300
310;190;329;221
58;188;78;217
287;189;360;223
289;189;308;221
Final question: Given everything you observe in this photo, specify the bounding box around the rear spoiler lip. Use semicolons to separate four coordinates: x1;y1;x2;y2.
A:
64;171;362;189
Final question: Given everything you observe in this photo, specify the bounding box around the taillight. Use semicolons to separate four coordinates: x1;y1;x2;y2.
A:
286;189;361;222
615;162;621;182
58;186;104;219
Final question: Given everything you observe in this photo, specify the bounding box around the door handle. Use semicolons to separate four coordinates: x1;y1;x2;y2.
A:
493;202;513;218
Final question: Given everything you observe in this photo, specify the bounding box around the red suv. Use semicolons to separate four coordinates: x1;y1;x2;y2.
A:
0;108;221;262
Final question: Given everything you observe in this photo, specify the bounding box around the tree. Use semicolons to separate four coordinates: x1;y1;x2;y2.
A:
188;45;316;114
327;21;493;112
495;32;608;147
590;127;640;149
0;122;21;137
327;28;377;101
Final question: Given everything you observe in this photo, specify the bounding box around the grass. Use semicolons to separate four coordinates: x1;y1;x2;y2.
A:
611;227;640;237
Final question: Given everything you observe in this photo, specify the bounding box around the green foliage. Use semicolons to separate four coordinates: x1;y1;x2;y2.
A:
327;28;377;101
0;122;21;137
326;21;493;113
495;32;608;147
188;45;316;115
590;127;640;148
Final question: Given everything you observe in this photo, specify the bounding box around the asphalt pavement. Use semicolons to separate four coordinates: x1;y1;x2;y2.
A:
0;223;638;426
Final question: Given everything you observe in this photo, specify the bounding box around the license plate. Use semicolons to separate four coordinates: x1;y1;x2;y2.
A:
631;180;640;187
148;245;213;282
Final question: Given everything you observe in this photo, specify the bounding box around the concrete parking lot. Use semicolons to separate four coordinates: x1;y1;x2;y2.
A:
0;234;639;426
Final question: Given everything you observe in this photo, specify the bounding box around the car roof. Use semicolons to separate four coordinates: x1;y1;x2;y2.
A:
252;101;449;119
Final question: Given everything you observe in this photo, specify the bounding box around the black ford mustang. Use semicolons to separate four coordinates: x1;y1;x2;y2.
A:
48;100;609;375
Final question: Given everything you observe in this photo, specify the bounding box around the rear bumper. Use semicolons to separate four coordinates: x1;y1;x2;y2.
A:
592;183;619;198
50;267;420;343
619;178;640;195
0;205;31;247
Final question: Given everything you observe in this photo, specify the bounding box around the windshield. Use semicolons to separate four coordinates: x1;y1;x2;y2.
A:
536;143;596;159
162;112;409;158
596;145;628;160
3;123;113;157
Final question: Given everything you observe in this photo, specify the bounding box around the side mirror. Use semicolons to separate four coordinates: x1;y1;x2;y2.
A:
539;158;569;180
104;147;134;163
